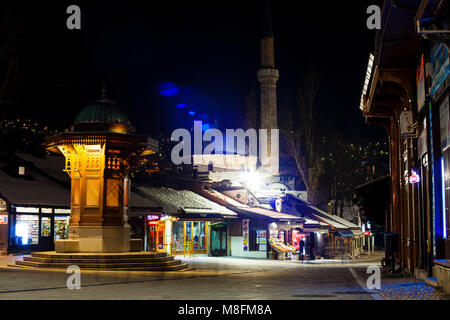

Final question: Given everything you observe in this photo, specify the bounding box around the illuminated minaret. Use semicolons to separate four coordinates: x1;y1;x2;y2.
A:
257;1;279;175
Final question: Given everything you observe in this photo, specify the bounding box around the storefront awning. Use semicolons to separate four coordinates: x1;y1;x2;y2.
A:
131;186;238;218
337;230;354;238
351;229;364;237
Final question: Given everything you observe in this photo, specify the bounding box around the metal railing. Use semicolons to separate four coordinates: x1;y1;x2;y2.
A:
184;240;195;258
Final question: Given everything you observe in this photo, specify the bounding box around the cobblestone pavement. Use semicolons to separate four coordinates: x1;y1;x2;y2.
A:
353;267;450;300
1;252;447;300
0;255;380;300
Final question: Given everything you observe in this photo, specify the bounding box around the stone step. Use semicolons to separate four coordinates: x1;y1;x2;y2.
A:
31;251;167;260
425;276;439;287
23;255;175;264
15;259;184;269
11;262;189;272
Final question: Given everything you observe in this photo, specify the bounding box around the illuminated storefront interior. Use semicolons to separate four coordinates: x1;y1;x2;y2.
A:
9;206;71;252
173;221;209;253
0;153;72;253
128;186;237;255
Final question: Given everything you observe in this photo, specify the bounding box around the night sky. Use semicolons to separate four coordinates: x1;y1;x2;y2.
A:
9;0;385;142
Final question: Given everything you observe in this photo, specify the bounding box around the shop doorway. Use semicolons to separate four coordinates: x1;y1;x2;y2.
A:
146;220;168;253
210;222;227;256
39;215;53;251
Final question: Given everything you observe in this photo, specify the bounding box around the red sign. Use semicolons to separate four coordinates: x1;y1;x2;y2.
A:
409;170;420;184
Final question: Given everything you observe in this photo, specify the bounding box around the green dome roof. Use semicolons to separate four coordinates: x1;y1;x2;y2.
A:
74;99;131;125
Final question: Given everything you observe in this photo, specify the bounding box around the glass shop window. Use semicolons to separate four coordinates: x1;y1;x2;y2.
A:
193;222;199;249
40;217;51;237
173;221;184;251
15;214;39;245
106;179;120;207
199;222;206;250
86;178;100;206
54;216;70;240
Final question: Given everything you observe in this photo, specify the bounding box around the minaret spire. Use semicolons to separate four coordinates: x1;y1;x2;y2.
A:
261;0;273;38
257;0;279;175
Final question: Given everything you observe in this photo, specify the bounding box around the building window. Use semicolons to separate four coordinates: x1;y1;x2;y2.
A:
18;166;26;175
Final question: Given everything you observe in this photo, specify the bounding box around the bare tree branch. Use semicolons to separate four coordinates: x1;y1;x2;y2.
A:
280;64;322;204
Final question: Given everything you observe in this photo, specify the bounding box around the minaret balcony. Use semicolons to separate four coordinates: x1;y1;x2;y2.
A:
257;68;279;82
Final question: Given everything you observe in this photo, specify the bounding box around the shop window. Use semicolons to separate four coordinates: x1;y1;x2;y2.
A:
15;214;39;245
185;222;192;241
54;216;70;240
193;222;199;249
157;223;164;250
86;178;100;206
199;222;206;249
173;221;185;251
40;217;51;237
106;179;120;207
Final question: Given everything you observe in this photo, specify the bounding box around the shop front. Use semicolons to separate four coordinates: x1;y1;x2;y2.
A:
145;214;175;254
210;221;228;256
228;206;305;259
173;220;210;255
8;206;70;253
128;185;238;256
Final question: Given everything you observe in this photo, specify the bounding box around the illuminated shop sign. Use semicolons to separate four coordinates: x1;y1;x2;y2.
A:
0;215;8;224
0;199;6;211
16;207;39;213
409;170;420;184
147;215;160;221
54;208;71;214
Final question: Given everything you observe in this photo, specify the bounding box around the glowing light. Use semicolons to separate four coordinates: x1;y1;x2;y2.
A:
360;53;375;110
15;223;29;244
441;157;447;238
157;82;179;97
175;103;187;109
188;111;196;116
201;123;211;131
239;171;265;191
16;207;39;213
409;170;420;184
